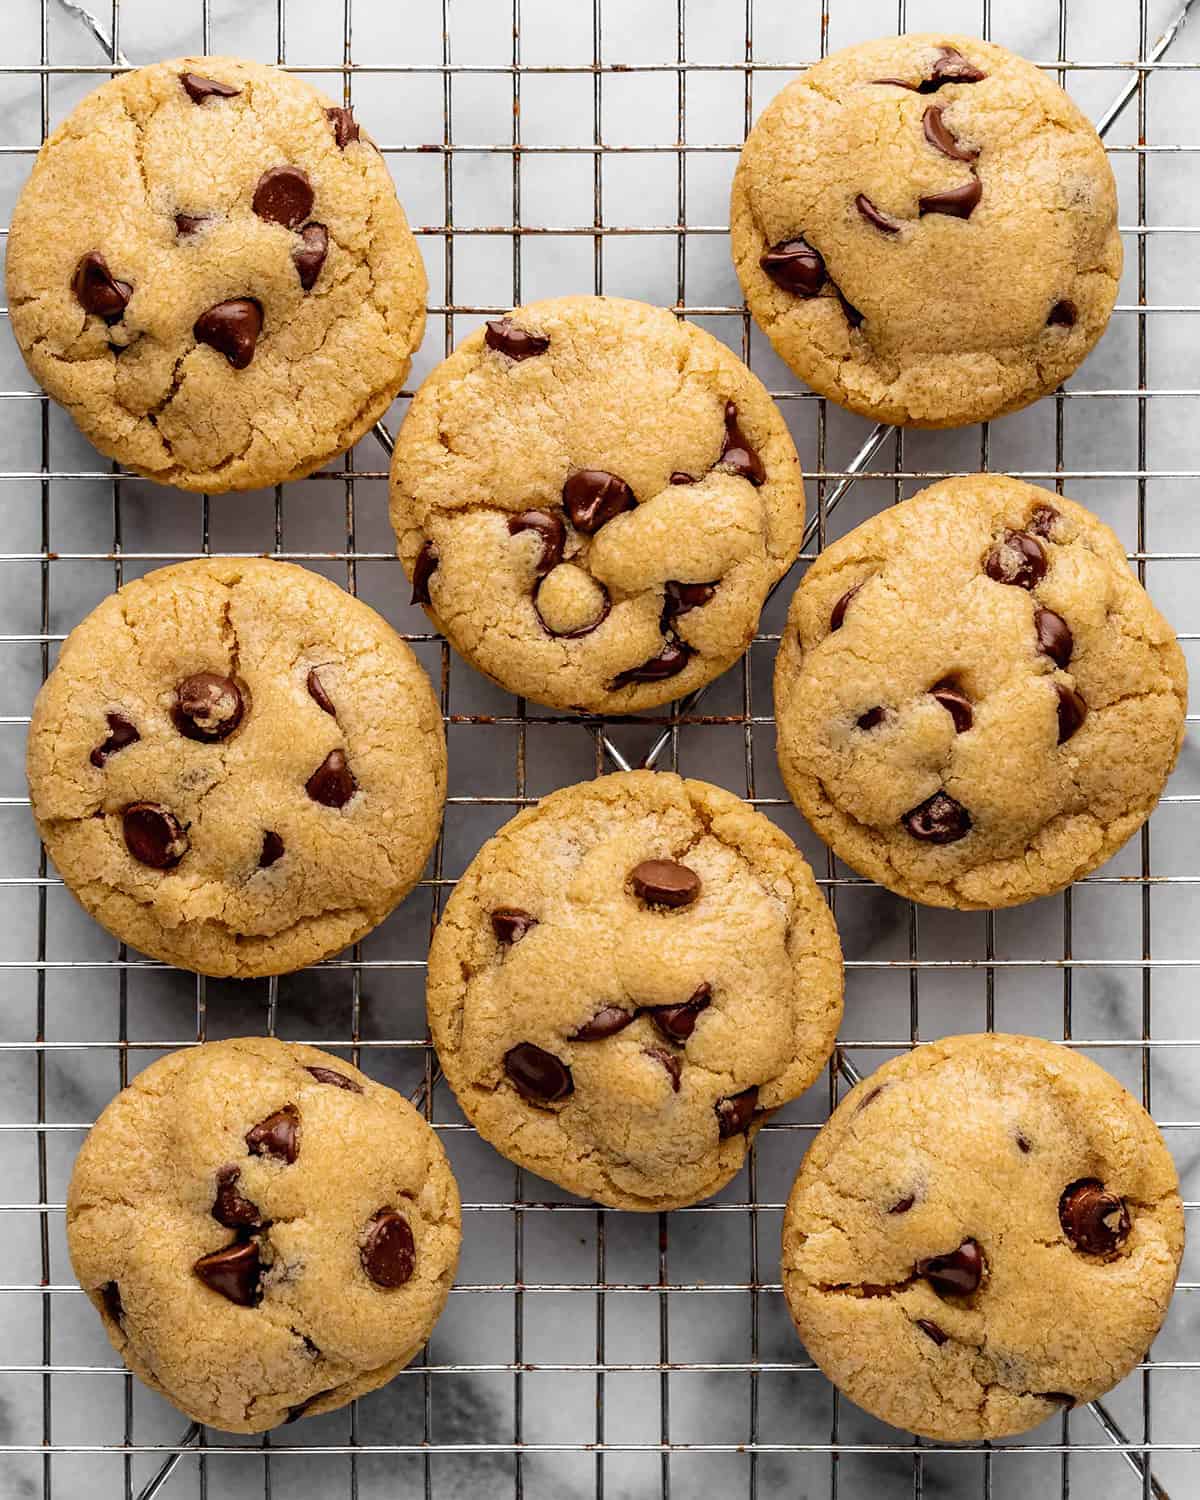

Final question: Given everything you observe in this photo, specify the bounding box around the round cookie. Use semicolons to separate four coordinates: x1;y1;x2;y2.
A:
67;1038;461;1432
426;770;843;1210
774;476;1186;908
6;56;426;491
782;1034;1183;1441
731;34;1121;427
28;558;446;976
389;295;805;713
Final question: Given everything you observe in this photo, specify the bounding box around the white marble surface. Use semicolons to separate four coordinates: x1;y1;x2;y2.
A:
0;0;1198;1496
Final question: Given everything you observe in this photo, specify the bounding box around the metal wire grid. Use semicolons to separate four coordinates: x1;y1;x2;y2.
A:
0;0;1198;1495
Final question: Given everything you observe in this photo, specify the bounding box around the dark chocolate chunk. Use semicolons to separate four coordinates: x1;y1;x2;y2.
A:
492;908;537;944
509;509;567;576
1048;299;1077;328
630;859;701;908
830;584;862;631
1059;1178;1130;1256
719;401;766;486
1016;1132;1033;1154
411;539;439;605
610;638;692;690
922;104;979;162
669;471;696;485
306;1065;363;1092
99;1280;123;1323
931;679;973;733
1037;1391;1078;1407
1055;683;1087;744
572;1006;635;1041
901;791;971;844
90;712;139;768
245;1104;300;1163
193;1239;262;1306
293;223;329;291
1028;503;1061;539
252;166;315;228
485;318;550;360
715;1085;758;1138
306;667;336;716
72;251;132;320
563;469;636;534
194;298;263;369
181;72;241;104
759;237;826;296
856;706;886;731
645;1047;682;1092
917;1238;984;1296
259;831;285;868
173;671;244;742
889;1195;915;1215
504;1042;573;1104
212;1164;263;1229
917;1318;948;1346
855;193;902;234
361;1208;416;1287
326;106;360;148
984;530;1047;589
646;982;712;1042
305;749;357;808
175;213;209;236
918;177;982;219
662;580;717;623
926;46;987;87
1035;608;1073;669
123;803;189;869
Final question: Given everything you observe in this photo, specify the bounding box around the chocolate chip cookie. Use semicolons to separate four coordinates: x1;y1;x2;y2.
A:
389;295;805;712
426;770;843;1209
7;56;425;491
782;1034;1183;1440
731;34;1121;427
27;558;446;976
774;476;1186;908
67;1038;461;1432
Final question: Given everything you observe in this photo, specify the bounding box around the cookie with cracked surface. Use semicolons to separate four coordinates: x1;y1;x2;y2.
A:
67;1037;461;1433
731;34;1120;427
6;56;425;491
426;770;843;1209
389;295;805;712
782;1034;1183;1441
774;476;1186;908
27;557;446;977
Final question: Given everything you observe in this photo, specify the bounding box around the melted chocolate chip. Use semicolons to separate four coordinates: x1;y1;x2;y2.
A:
360;1208;416;1287
715;1085;758;1138
856;706;886;731
99;1281;123;1322
123;803;188;868
719;401;766;486
1035;608;1072;669
669;471;696;485
181;72;241;104
916;1319;948;1346
645;1047;682;1092
759;237;826;296
411;540;439;605
829;584;862;632
326;106;360;148
305;749;357;808
212;1165;263;1229
306;1064;363;1092
194;298;263;369
293;223;329;291
505;1043;573;1104
259;831;285;868
509;509;567;576
193;1239;262;1305
90;712;139;768
917;1238;984;1296
307;667;336;716
173;671;244;741
922;104;978;162
1048;299;1077;327
984;530;1047;589
72;252;132;320
245;1104;299;1163
1059;1178;1130;1256
647;982;712;1042
610;638;692;690
931;679;973;733
175;213;209;237
253;166;315;228
889;1195;915;1215
1016;1132;1033;1154
563;469;636;534
533;575;611;638
663;580;717;624
901;791;971;844
926;46;987;87
572;1006;635;1041
492;908;537;944
918;177;982;219
855;194;902;234
1055;683;1087;744
630;859;701;908
1028;504;1061;539
485;318;550;359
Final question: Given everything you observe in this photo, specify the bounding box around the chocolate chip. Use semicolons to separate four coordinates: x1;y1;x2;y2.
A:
1059;1179;1130;1256
759;237;826;296
1016;1132;1033;1154
917;1238;984;1296
645;1047;682;1092
918;177;982;219
181;72;241;104
123;803;189;868
610;638;692;690
835;287;865;328
90;712;139;768
326;106;360;148
252;166;315;229
984;530;1047;589
293;223;328;291
630;859;701;908
72;251;132;321
927;46;987;87
563;469;636;534
719;401;766;486
922;104;978;162
245;1104;299;1163
1035;607;1073;669
360;1208;416;1287
1028;504;1061;539
715;1085;758;1138
901;791;971;844
306;1065;363;1092
194;298;263;369
173;671;244;741
1048;300;1077;328
647;982;712;1042
175;213;209;237
99;1281;123;1322
533;575;611;638
572;1006;635;1041
916;1319;948;1346
855;194;902;234
669;471;696;485
504;1042;573;1104
889;1195;915;1215
509;509;566;576
931;679;973;733
485;318;550;360
411;539;439;605
1036;1391;1077;1408
1055;683;1087;744
194;1239;262;1306
492;908;537;944
662;580;716;624
856;706;886;731
259;831;285;868
830;584;862;631
212;1164;263;1229
306;667;336;717
305;749;357;808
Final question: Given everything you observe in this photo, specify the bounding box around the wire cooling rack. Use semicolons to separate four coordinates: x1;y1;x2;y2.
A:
1;0;1199;1496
